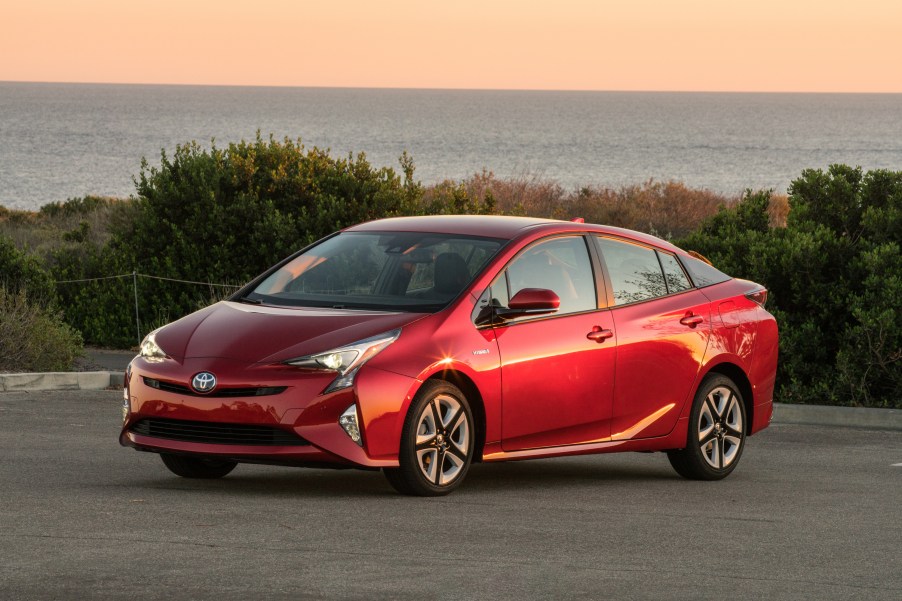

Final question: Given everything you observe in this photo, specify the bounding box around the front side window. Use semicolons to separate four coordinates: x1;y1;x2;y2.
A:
594;237;668;305
499;236;596;316
248;232;503;311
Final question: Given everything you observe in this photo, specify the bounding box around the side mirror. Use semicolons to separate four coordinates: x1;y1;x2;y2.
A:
496;288;560;318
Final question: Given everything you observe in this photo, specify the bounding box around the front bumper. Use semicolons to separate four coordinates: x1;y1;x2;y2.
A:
120;357;417;468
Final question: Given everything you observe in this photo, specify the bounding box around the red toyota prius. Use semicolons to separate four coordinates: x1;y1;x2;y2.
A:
120;215;778;496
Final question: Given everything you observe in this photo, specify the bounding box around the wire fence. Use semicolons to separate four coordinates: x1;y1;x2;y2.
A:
54;271;242;344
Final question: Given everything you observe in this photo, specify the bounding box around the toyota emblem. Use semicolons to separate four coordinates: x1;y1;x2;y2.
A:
191;372;217;393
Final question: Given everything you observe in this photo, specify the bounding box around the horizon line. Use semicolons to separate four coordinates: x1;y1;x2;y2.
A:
2;79;901;95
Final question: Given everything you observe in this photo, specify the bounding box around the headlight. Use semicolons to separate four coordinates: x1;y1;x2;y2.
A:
286;329;401;393
139;330;168;361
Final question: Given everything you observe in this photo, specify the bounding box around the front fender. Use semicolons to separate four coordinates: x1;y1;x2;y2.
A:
351;366;421;464
356;356;502;463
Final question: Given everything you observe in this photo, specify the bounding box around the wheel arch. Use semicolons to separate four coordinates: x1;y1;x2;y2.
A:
702;362;755;435
425;369;487;463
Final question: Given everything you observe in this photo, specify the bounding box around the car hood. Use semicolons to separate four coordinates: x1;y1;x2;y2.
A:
154;301;428;364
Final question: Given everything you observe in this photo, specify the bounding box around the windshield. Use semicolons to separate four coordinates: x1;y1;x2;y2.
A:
247;231;505;311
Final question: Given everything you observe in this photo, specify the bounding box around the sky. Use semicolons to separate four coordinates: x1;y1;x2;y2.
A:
1;0;900;92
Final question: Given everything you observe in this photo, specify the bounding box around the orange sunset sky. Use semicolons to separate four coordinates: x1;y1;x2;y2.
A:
1;0;900;92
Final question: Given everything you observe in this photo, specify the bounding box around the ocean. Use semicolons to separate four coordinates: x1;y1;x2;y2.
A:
1;82;901;211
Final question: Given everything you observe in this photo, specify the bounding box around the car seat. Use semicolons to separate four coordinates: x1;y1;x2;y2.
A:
434;253;470;295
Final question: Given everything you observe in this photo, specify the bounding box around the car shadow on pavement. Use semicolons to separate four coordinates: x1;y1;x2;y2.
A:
121;455;679;498
464;458;679;490
126;468;392;498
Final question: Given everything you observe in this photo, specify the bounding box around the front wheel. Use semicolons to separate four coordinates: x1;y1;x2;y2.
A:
668;374;747;480
383;381;475;496
160;453;237;479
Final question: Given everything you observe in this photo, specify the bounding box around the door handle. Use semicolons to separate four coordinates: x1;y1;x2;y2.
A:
680;313;704;328
587;326;614;343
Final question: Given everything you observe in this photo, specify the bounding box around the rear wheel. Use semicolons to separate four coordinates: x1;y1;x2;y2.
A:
160;453;237;479
383;381;474;496
668;374;746;480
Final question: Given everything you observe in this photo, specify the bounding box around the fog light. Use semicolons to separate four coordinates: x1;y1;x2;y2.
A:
339;404;362;446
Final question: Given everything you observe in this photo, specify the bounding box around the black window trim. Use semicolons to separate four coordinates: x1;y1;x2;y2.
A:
654;250;671;295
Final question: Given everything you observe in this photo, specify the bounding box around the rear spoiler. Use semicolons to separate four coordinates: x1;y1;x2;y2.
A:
686;250;713;266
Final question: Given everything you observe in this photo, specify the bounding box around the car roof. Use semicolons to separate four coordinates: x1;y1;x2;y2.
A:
345;215;683;253
346;215;558;238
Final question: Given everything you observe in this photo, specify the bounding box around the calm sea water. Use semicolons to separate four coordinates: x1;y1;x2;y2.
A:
1;82;901;210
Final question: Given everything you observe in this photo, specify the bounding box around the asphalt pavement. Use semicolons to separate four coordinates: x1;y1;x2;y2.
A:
1;390;899;600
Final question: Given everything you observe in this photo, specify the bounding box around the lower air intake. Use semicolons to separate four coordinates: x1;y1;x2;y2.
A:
130;418;307;446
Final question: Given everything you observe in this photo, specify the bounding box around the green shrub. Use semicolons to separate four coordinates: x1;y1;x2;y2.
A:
836;243;902;405
420;179;496;215
0;287;83;372
677;166;902;408
0;235;55;301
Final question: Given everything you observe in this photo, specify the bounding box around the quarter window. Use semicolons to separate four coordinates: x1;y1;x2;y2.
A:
657;252;692;294
680;254;732;288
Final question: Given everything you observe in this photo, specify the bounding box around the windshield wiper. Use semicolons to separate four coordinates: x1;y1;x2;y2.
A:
236;297;263;305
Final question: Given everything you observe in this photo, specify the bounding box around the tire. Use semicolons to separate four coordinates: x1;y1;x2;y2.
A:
668;374;747;480
160;453;237;479
383;380;475;496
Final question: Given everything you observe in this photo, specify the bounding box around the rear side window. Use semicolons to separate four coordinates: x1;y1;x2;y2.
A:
657;252;692;294
680;254;731;288
594;237;666;305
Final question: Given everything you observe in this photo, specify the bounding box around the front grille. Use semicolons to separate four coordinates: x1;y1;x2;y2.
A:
130;418;307;446
143;377;286;398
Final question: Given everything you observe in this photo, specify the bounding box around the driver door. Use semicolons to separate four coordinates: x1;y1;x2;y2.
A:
494;236;616;451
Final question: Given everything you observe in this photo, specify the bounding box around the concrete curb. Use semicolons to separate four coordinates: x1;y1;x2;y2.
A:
773;402;902;431
0;374;899;431
0;371;123;392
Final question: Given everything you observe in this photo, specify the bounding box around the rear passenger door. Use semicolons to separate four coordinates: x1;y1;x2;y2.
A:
593;237;711;440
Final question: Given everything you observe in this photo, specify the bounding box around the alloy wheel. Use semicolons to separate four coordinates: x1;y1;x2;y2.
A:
383;380;475;496
697;386;744;470
667;374;747;480
414;393;471;486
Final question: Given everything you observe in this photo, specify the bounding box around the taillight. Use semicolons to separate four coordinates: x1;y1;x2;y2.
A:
746;288;768;307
